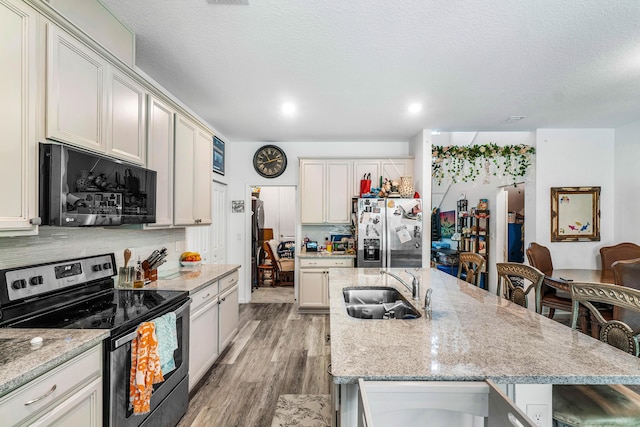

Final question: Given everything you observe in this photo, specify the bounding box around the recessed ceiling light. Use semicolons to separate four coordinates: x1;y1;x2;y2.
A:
408;103;422;114
282;102;296;116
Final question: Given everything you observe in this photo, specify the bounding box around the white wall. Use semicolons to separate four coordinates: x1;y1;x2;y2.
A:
614;120;640;244
534;129;615;269
226;141;411;302
410;129;431;266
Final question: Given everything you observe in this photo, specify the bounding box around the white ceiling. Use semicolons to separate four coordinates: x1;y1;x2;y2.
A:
100;0;640;142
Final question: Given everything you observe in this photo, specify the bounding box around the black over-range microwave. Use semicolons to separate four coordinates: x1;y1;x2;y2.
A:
39;143;157;226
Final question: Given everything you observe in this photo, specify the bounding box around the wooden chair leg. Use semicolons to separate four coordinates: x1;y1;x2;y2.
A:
547;308;555;319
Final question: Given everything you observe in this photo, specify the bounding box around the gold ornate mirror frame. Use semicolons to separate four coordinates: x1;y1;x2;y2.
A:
551;186;601;242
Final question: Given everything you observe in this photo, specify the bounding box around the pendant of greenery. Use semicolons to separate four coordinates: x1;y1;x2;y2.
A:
432;143;535;185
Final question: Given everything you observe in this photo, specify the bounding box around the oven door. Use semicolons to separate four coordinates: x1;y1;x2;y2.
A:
108;299;190;427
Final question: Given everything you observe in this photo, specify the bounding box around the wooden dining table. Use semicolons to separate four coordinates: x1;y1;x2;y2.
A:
544;268;640;336
544;268;614;293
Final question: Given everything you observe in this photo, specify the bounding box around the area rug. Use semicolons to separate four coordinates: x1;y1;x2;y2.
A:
271;394;331;427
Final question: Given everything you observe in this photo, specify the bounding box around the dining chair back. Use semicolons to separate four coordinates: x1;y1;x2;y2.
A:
264;239;294;286
457;252;486;287
525;242;581;325
600;242;640;271
553;281;640;426
611;258;640;329
525;242;553;276
496;263;544;311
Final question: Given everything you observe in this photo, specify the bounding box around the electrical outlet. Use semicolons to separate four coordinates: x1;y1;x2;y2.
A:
526;404;548;427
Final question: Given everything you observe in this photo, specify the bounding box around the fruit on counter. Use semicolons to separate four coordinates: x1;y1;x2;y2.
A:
180;251;201;262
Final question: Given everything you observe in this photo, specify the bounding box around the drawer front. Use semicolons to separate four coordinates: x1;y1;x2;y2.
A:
300;258;354;268
190;281;219;311
219;270;239;293
0;345;101;427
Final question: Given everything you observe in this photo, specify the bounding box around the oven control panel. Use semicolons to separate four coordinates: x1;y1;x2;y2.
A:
3;254;116;301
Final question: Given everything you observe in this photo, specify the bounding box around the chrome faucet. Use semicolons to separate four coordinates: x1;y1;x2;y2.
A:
424;288;433;320
380;270;420;301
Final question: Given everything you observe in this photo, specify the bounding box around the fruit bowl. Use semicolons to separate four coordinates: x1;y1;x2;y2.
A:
180;260;201;268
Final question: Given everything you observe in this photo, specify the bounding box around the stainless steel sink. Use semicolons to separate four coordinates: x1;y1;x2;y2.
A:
343;287;421;319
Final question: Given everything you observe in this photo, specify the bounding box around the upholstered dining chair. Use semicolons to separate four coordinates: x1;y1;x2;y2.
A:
553;282;640;426
457;252;486;287
600;242;640;271
495;263;544;310
264;240;294;286
526;242;580;322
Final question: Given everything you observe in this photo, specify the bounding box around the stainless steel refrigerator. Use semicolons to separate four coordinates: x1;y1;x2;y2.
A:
355;198;423;268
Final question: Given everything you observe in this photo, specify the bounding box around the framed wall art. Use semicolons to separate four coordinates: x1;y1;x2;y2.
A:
551;186;600;242
439;210;456;239
213;136;225;175
231;200;244;213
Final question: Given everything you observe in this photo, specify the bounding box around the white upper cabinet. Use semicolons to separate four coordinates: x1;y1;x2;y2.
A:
300;159;351;224
326;161;352;223
353;158;414;197
300;160;326;224
106;68;147;164
145;95;175;228
174;114;212;226
46;24;106;153
46;25;147;165
0;0;39;235
193;128;213;225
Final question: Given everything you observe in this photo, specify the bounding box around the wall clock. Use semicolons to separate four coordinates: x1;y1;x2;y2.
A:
253;145;287;178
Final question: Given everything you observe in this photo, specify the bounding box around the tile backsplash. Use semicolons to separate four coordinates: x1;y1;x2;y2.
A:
0;226;186;271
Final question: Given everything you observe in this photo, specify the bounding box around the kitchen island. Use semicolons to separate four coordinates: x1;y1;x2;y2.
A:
329;268;640;425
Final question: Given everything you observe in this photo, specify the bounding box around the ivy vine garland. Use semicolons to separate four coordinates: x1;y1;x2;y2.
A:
432;143;535;185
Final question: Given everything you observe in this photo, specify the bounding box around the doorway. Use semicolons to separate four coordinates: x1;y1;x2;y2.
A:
499;183;525;264
249;185;296;304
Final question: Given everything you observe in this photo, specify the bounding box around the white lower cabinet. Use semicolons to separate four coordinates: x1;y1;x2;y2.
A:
189;283;219;391
355;380;536;427
0;344;102;427
218;283;239;350
188;270;239;391
299;258;354;312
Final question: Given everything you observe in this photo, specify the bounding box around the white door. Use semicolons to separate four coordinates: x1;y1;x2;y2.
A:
278;187;296;240
210;181;227;264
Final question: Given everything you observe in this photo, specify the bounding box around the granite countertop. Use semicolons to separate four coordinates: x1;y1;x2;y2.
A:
298;252;356;259
329;268;640;385
0;329;109;397
145;264;240;294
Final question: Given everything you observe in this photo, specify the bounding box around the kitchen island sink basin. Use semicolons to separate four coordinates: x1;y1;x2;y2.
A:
343;287;421;319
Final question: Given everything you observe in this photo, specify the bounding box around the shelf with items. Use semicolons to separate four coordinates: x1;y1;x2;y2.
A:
459;210;489;289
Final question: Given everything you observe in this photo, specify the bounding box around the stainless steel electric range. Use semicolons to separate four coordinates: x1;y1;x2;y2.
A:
0;253;191;427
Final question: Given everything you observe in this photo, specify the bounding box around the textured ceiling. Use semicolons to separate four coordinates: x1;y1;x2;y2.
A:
100;0;640;142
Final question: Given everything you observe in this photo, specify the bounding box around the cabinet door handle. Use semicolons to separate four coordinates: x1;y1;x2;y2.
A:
25;384;57;406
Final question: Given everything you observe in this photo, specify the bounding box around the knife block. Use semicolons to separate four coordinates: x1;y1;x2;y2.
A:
144;268;158;282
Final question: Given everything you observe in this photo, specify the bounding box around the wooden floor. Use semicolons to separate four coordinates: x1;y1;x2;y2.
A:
178;302;331;427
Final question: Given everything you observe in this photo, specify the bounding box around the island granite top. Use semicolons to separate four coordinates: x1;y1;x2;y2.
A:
0;328;108;397
329;268;640;385
146;264;240;294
